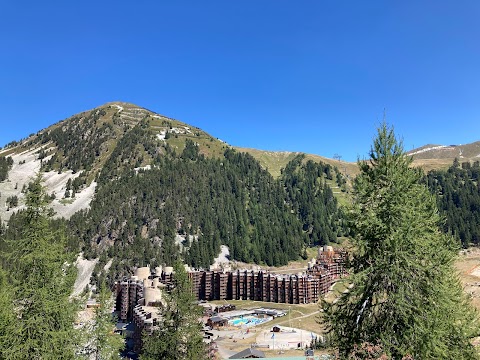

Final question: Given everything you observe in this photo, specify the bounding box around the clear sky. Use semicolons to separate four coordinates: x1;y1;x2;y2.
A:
1;1;479;161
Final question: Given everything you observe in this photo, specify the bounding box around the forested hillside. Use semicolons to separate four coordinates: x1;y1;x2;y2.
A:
0;102;349;283
67;142;347;280
282;154;348;245
425;159;480;246
2;102;480;292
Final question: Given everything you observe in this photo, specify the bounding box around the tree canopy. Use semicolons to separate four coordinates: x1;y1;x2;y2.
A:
0;175;80;359
141;261;207;360
425;160;480;246
323;124;479;359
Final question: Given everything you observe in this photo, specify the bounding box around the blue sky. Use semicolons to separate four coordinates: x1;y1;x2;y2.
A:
1;1;479;161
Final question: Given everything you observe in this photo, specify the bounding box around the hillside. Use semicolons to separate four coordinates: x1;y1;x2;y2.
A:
425;160;480;247
234;147;360;179
238;141;480;181
2;101;478;281
0;102;349;280
409;142;480;171
0;102;228;222
4;102;477;224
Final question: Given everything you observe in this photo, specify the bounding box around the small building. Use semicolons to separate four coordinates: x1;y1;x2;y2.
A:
229;347;266;359
206;315;228;328
216;304;236;313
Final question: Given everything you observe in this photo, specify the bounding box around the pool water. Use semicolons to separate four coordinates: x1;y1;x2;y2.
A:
228;315;270;327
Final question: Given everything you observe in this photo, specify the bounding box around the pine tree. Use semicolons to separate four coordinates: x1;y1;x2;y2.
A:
141;261;207;360
83;282;124;360
0;267;21;359
6;174;80;359
323;124;479;359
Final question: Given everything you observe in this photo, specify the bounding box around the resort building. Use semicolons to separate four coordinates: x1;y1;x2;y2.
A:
115;246;345;322
114;246;345;355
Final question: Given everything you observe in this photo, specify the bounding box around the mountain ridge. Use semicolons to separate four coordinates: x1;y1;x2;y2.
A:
1;101;479;282
408;141;480;172
2;102;479;177
1;101;479;224
0;102;351;222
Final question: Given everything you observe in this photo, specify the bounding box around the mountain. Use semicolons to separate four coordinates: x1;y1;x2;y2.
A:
0;102;349;279
408;142;480;172
3;101;476;279
0;102;228;222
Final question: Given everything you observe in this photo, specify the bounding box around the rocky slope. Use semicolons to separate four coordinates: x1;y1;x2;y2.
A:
0;102;227;222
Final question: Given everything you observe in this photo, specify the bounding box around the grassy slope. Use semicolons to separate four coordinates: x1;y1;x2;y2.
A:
411;158;455;173
235;147;360;180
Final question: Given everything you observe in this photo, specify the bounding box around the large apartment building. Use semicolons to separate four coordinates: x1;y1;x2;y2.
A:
115;246;345;320
115;246;345;353
187;245;345;304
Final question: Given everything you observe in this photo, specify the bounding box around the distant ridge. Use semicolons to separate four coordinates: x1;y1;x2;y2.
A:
407;141;480;171
234;146;360;179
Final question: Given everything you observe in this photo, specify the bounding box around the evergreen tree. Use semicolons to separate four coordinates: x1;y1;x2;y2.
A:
0;155;13;181
141;261;206;360
425;161;480;247
323;124;478;359
83;282;124;360
0;267;21;359
6;174;80;359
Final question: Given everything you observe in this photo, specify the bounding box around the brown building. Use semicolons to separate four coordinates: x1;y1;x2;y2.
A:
132;305;160;352
116;247;345;322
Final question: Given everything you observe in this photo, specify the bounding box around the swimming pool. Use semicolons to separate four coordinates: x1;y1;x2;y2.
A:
228;315;271;327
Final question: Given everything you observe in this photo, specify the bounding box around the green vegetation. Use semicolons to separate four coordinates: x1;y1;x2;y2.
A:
323;124;479;359
234;148;301;178
0;155;13;181
84;283;124;360
425;159;480;246
0;267;17;358
73;147;309;272
141;261;207;360
282;154;348;246
39;109;113;173
68;142;347;282
97;120;159;183
0;175;81;359
6;195;18;208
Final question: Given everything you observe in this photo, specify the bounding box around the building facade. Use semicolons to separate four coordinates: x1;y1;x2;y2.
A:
115;246;345;321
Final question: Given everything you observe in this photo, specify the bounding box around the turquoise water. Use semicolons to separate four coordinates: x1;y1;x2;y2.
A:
228;315;269;327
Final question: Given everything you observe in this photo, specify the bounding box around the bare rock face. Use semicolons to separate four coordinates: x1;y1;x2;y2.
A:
0;145;97;222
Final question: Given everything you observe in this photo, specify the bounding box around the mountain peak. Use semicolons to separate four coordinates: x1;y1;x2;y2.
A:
0;102;230;222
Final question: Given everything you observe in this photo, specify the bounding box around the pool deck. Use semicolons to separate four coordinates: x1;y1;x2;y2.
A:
218;309;256;319
255;326;321;350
